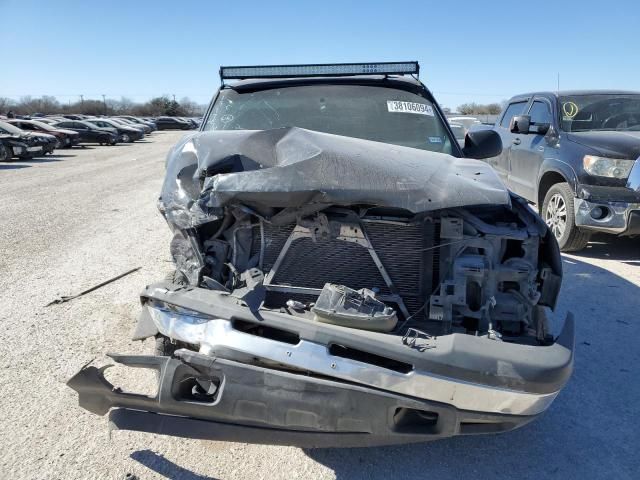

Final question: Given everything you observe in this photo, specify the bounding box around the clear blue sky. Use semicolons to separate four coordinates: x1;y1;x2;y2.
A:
1;0;638;111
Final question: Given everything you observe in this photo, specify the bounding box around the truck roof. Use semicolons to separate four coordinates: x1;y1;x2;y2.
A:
508;90;640;102
226;74;424;91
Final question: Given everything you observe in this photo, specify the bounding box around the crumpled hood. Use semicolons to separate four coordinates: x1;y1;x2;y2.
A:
160;127;510;229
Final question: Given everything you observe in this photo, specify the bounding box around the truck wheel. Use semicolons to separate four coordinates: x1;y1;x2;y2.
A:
542;182;591;252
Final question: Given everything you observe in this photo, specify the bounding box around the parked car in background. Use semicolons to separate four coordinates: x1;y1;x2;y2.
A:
0;121;49;157
449;122;466;147
83;118;142;142
116;116;157;131
53;120;118;145
154;116;191;130
62;114;88;120
112;117;151;134
0;119;58;154
0;134;30;161
448;116;482;132
7;119;80;149
489;90;640;251
177;116;199;129
37;117;67;125
106;117;146;137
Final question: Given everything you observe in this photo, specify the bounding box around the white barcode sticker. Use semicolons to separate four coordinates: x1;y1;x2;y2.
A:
387;101;434;116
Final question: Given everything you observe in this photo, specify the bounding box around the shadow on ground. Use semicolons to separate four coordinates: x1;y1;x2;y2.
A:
0;163;31;170
572;233;639;263
43;153;76;159
305;236;639;480
19;156;64;164
130;449;219;480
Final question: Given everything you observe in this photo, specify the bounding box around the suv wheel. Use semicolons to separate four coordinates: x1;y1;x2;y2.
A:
542;182;591;252
120;133;131;143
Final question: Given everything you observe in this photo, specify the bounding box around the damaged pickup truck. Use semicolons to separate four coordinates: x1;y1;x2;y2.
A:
69;62;574;447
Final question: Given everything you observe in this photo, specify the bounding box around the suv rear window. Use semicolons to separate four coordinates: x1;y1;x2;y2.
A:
204;84;454;154
500;101;528;128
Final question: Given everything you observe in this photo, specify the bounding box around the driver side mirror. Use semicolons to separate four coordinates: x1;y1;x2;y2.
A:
534;123;551;135
462;129;502;159
510;115;530;134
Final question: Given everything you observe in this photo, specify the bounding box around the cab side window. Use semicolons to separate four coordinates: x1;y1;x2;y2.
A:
528;101;552;125
500;101;528;128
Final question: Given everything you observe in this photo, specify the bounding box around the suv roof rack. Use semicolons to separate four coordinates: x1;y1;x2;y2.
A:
219;62;419;83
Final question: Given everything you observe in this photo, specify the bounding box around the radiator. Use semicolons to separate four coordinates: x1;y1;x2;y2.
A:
253;217;438;318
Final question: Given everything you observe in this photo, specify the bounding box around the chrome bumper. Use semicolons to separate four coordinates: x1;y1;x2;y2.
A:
68;283;575;446
574;197;640;234
575;160;640;234
135;283;574;418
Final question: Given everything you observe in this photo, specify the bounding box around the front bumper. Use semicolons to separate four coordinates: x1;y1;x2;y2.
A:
68;282;575;447
68;351;538;448
575;184;640;235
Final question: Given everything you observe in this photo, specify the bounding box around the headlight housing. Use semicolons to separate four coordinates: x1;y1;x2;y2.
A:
583;155;636;179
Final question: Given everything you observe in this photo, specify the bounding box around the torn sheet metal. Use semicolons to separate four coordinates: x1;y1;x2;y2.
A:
159;127;510;230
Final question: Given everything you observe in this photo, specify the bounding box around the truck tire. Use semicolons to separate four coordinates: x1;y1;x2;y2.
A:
542;182;591;252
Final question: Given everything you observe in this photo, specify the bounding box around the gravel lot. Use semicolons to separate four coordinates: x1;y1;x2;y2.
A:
1;132;638;480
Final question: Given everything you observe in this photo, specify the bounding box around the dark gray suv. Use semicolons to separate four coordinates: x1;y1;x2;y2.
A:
489;90;640;251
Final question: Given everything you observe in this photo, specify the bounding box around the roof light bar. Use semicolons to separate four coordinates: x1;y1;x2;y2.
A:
219;62;419;81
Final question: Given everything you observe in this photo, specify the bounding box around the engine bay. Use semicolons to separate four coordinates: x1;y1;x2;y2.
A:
170;201;559;345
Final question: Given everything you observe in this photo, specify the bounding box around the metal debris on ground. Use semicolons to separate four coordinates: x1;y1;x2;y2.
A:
45;267;141;306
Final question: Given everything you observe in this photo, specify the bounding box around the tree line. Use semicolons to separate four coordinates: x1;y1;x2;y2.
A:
0;95;206;117
456;102;503;115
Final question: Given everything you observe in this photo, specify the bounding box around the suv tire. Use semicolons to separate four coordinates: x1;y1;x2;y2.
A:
542;182;591;252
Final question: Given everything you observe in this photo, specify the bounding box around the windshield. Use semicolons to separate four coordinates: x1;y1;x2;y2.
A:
560;94;640;132
204;84;454;153
0;121;24;135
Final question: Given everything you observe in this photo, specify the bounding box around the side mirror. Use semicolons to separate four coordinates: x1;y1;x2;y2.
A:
510;115;530;134
535;123;551;135
462;129;502;160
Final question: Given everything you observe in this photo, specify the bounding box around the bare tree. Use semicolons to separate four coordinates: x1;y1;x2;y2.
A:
1;95;206;117
0;97;14;114
457;102;503;115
